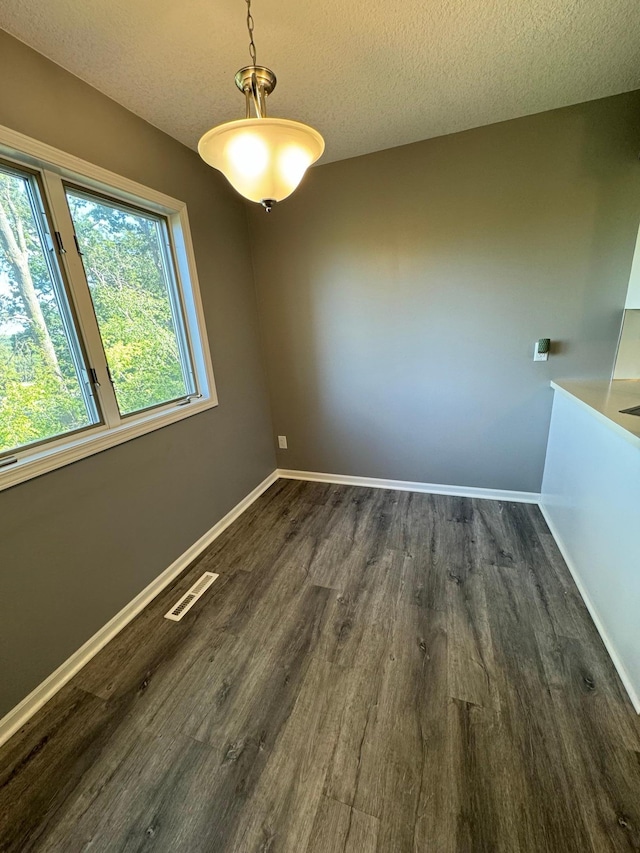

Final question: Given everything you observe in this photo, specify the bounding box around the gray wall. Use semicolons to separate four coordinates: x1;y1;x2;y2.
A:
0;31;275;716
249;91;640;492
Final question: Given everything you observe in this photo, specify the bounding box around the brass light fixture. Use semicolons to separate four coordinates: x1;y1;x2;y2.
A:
198;0;325;212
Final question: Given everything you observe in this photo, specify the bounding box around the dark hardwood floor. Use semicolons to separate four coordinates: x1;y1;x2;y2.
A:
1;479;639;852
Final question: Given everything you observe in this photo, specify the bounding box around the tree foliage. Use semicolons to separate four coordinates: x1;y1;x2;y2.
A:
0;173;188;455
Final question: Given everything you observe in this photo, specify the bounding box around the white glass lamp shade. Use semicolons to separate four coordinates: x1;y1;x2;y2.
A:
198;117;324;204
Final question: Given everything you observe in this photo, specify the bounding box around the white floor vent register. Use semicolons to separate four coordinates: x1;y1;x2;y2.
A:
164;571;219;621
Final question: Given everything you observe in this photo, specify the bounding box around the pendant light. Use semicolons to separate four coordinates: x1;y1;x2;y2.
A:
198;0;325;212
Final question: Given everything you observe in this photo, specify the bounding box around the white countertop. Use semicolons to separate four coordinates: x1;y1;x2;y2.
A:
551;379;640;449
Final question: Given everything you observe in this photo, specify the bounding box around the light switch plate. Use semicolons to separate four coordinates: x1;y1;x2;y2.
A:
278;435;288;449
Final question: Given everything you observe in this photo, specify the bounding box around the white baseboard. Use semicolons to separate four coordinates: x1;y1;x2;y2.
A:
277;468;540;504
539;503;640;714
0;470;279;749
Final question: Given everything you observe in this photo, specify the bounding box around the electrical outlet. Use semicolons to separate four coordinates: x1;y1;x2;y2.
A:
278;435;288;449
534;339;550;362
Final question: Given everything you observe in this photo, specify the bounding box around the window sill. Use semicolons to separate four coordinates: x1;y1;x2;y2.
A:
0;396;218;493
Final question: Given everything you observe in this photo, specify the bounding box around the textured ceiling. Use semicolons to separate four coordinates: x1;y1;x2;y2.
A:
1;0;640;164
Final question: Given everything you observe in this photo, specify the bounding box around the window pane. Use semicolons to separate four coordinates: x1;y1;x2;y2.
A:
65;189;195;416
0;167;96;455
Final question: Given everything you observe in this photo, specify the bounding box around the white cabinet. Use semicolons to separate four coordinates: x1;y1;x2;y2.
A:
541;385;640;713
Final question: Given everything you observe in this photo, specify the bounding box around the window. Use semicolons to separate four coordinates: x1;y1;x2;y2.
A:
65;188;196;416
0;127;217;490
0;166;99;452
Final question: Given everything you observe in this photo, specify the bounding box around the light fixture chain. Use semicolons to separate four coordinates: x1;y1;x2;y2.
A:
245;0;257;66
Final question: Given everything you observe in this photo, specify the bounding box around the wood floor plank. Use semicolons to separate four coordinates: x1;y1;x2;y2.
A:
386;490;434;558
483;563;597;853
434;497;475;587
545;637;640;851
320;553;408;809
387;604;449;853
317;548;402;669
306;796;352;852
22;730;224;852
446;561;501;711
56;591;332;851
540;632;640;750
195;478;293;563
343;805;379;852
1;481;639;852
306;487;398;588
349;602;449;851
181;584;331;749
225;657;348;853
75;565;240;700
307;797;379;853
471;499;519;569
388;492;455;612
446;698;502;853
0;685;114;852
201;493;322;575
117;573;329;745
548;690;640;852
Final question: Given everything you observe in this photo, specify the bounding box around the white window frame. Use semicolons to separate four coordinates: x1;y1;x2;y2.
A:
0;124;218;492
